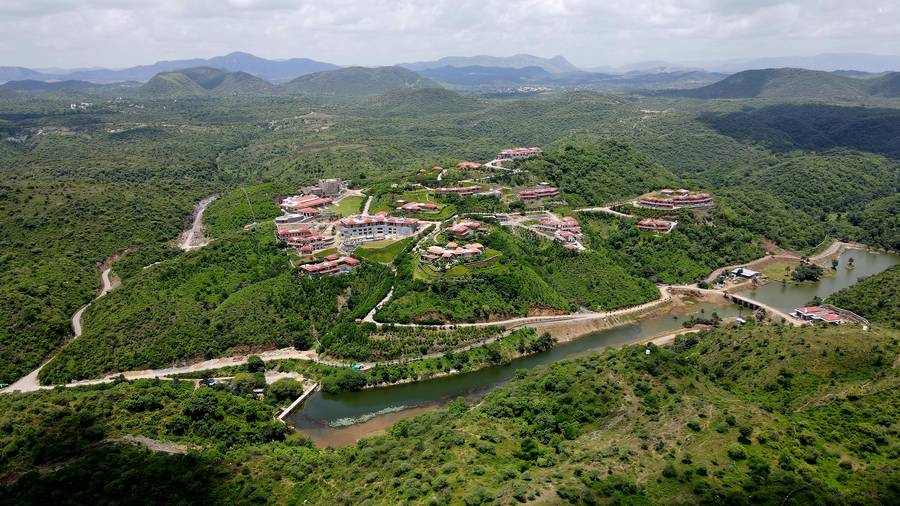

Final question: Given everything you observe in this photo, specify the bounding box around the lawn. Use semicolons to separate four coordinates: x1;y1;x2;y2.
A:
354;237;414;264
328;196;365;217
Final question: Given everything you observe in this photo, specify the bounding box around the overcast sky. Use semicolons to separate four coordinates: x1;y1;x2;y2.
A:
2;0;898;69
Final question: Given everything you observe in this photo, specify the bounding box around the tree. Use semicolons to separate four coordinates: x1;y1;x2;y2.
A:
267;378;305;402
791;262;824;282
246;355;265;373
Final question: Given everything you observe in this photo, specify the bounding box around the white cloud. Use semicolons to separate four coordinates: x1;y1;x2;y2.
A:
0;0;897;68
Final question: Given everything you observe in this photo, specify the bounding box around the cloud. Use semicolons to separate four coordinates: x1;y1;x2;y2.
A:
0;0;897;68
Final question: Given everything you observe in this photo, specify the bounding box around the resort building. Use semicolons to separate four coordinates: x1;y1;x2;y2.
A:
554;230;583;250
637;192;714;210
636;219;676;234
280;194;334;212
398;202;439;212
339;212;420;242
434;186;481;196
276;227;335;253
445;220;483;239
518;185;560;200
456;161;482;169
792;306;844;324
497;147;542;160
300;255;360;277
537;216;581;233
421;242;484;269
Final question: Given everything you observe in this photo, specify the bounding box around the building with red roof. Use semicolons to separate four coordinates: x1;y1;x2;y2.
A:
637;219;676;233
637;191;713;210
538;216;581;233
339;212;420;242
445;220;482;238
421;242;484;269
792;306;843;324
300;256;360;277
497;147;542;160
518;186;560;200
434;186;481;196
276;226;335;252
280;194;335;212
456;161;482;169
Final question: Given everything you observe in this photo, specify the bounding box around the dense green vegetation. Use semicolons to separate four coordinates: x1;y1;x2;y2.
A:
37;224;391;384
3;323;897;504
826;265;900;327
377;228;658;323
590;213;764;284
518;141;676;206
674;68;874;100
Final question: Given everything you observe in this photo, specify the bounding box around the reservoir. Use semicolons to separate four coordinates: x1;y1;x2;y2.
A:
288;248;898;447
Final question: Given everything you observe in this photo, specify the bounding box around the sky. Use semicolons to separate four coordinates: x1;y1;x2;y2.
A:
1;0;898;69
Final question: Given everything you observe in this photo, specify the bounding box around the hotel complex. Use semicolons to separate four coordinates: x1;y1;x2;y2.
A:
339;212;420;242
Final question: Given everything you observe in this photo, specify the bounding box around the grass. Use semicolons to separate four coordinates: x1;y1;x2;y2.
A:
354;237;414;264
760;260;800;281
328;196;365;217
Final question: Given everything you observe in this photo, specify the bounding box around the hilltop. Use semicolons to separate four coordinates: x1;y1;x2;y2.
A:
281;66;440;96
826;265;900;327
672;68;870;100
363;87;483;115
138;67;276;97
867;71;900;97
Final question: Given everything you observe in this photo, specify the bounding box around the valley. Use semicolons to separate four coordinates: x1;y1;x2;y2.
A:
1;54;899;505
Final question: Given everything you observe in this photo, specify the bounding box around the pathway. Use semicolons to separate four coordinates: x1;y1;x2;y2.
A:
574;206;635;219
179;194;218;250
8;265;116;393
361;195;373;216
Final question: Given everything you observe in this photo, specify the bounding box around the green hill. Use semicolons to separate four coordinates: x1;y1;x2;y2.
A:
138;71;209;98
677;68;869;100
138;67;276;97
826;265;900;327
282;66;441;96
867;71;900;97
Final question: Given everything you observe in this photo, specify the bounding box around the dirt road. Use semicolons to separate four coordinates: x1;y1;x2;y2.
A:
179;195;218;250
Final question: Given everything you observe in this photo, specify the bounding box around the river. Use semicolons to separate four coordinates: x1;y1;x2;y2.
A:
288;248;898;447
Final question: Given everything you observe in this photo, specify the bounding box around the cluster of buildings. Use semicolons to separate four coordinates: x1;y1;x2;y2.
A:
421;242;485;269
518;184;560;200
276;227;334;254
338;212;421;244
791;306;844;324
398;202;439;213
497;147;542;160
530;215;584;250
637;218;677;234
446;220;483;239
537;216;581;234
300;255;360;277
637;189;714;210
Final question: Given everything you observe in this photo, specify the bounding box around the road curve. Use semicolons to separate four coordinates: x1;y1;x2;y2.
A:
7;266;116;393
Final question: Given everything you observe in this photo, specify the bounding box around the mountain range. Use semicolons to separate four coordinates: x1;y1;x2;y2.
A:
0;52;337;84
666;68;900;100
401;54;578;74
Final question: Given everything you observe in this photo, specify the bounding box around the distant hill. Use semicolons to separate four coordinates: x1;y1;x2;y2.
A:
708;53;900;73
1;52;337;84
866;72;900;97
402;54;577;74
138;67;276;97
282;66;440;96
0;67;56;84
0;79;138;93
364;88;483;115
671;68;870;100
419;65;552;85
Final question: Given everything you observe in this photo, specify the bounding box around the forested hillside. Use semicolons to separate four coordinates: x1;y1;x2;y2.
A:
826;265;900;327
2;323;897;504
